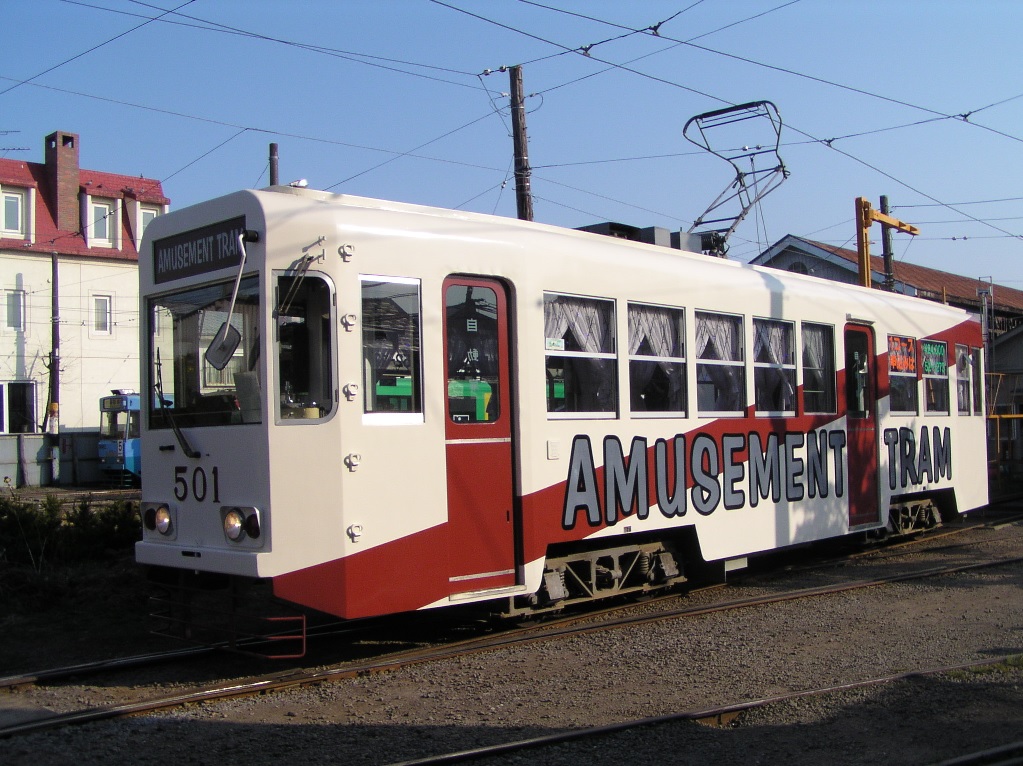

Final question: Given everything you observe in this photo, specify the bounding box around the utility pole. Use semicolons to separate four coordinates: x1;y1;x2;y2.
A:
854;196;919;288
269;143;279;186
45;250;60;483
509;65;534;222
879;195;896;292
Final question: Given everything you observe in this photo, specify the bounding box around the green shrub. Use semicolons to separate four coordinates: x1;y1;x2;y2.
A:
0;494;141;570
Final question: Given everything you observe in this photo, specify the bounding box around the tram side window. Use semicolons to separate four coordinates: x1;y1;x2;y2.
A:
887;335;919;414
922;340;949;414
753;318;795;414
276;274;335;421
972;347;984;415
802;323;836;414
956;344;971;414
544;293;616;416
361;277;423;417
696;311;745;415
628;303;685;415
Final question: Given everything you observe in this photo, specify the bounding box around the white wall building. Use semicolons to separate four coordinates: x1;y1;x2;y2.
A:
1;130;168;433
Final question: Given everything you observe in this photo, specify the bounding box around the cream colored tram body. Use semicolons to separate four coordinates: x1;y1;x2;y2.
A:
136;187;988;620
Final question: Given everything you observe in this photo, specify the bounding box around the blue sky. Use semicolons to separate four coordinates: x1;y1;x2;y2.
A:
5;0;1022;285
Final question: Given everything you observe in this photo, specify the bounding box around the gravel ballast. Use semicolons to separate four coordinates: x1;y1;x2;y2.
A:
4;520;1023;765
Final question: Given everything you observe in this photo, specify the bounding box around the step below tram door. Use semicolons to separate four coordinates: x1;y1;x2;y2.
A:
844;324;880;528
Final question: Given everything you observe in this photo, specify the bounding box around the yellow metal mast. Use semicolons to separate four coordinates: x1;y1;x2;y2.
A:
854;196;920;288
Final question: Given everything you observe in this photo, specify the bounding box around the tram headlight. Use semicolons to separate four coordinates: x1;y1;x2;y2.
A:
155;506;173;535
223;509;245;541
220;506;262;544
142;503;175;539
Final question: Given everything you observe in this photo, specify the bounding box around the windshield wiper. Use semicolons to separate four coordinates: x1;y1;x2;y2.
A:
154;348;200;459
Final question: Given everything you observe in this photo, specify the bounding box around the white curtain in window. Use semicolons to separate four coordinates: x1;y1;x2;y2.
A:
802;324;826;372
696;313;740;361
545;296;612;353
629;305;684;409
629;305;675;357
754;320;791;366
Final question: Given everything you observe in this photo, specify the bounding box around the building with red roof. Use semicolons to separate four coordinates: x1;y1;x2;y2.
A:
1;130;168;437
750;234;1023;338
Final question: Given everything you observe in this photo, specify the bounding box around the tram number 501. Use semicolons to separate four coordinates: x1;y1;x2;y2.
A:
174;465;221;503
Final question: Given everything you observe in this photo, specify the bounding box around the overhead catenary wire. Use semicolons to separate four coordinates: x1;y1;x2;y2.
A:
515;0;1023;150
0;0;197;98
0;75;512;181
9;1;1021;261
62;0;485;90
441;2;1023;241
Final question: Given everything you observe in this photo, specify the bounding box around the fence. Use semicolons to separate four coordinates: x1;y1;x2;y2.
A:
0;433;104;488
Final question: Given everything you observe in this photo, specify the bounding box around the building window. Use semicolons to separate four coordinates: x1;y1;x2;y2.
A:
141;206;159;235
0;381;36;434
753;318;795;413
802;323;836;414
1;185;28;236
922;340;949;414
93;295;112;335
5;289;25;332
361;276;423;420
628;303;685;415
696;311;745;415
544;293;617;417
2;188;26;235
887;335;919;414
91;198;115;246
788;261;808;275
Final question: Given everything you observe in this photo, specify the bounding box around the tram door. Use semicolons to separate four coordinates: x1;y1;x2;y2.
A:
844;324;880;527
443;277;517;594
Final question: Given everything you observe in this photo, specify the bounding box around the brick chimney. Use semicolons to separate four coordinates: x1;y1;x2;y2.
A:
44;130;80;233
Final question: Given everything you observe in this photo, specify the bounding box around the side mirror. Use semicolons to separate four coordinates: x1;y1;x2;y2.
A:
204;322;241;370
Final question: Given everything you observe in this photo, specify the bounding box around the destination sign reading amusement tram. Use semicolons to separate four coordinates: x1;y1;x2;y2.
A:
152;216;247;284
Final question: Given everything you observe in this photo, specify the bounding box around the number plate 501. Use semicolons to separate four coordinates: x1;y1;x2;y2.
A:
174;466;221;503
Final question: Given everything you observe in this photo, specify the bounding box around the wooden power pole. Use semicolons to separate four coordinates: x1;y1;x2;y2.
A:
509;65;534;221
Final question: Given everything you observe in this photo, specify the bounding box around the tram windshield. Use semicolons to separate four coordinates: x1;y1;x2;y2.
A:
148;276;261;428
100;409;139;440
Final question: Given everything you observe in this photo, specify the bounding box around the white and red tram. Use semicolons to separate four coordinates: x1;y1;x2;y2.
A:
136;186;988;622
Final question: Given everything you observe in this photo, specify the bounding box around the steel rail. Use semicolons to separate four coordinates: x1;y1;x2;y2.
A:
381;653;1023;766
4;503;1014;694
0;614;390;692
0;647;213;691
2;552;1021;740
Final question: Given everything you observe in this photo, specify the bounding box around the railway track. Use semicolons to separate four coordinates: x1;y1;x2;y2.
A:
380;653;1023;766
5;504;1017;695
3;547;1021;740
2;511;1019;707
